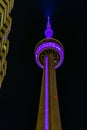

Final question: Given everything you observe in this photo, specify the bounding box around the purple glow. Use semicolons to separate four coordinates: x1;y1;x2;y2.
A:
2;23;11;41
44;56;49;130
35;42;64;69
2;35;8;41
45;17;53;39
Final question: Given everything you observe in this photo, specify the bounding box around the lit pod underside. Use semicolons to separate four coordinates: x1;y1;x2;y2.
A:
35;38;64;69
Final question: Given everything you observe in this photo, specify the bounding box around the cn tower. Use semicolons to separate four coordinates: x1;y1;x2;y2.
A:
34;17;64;130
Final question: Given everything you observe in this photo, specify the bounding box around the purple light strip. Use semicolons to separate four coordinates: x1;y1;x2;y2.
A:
44;56;49;130
35;42;64;69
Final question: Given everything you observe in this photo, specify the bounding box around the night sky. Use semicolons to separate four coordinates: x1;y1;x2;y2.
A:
0;0;87;130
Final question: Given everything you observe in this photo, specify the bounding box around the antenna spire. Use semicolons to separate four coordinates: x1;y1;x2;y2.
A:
45;17;53;39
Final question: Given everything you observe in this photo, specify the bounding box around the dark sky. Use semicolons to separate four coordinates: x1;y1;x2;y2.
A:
0;0;87;130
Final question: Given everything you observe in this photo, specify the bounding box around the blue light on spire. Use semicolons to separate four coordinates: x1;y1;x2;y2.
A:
45;17;53;39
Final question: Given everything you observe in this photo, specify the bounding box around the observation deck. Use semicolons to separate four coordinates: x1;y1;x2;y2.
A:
35;17;64;69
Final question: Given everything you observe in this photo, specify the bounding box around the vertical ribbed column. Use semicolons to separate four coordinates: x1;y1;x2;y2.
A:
49;54;62;130
44;56;49;130
36;54;62;130
36;70;44;130
36;55;49;130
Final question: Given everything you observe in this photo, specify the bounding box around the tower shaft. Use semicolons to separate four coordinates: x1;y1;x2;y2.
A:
36;54;62;130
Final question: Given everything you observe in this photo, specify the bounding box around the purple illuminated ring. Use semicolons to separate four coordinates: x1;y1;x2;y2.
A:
35;42;64;69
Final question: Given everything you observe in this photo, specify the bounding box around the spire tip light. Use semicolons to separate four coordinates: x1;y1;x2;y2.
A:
45;17;53;39
48;16;50;21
